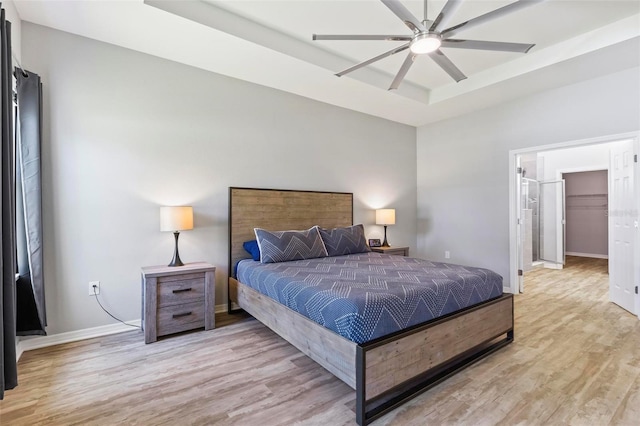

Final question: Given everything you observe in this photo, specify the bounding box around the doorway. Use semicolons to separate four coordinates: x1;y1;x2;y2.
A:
564;171;608;259
509;133;639;318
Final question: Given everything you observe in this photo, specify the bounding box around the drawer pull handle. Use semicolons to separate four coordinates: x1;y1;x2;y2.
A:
173;312;192;319
172;288;192;294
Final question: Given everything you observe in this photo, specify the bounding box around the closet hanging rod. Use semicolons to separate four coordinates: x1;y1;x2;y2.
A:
566;193;607;198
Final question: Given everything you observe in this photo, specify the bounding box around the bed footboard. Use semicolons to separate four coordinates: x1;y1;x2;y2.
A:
356;294;514;424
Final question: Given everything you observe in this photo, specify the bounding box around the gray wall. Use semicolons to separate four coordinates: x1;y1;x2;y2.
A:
416;66;640;288
564;170;608;256
23;23;417;335
5;1;20;61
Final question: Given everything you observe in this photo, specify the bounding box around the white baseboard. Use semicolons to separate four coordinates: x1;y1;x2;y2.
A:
16;341;24;362
543;262;563;270
566;252;609;259
17;303;228;360
18;319;143;356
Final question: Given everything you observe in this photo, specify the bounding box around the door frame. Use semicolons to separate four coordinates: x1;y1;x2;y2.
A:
508;132;640;319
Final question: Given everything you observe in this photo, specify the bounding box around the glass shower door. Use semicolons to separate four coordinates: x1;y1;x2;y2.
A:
521;178;540;270
539;180;566;265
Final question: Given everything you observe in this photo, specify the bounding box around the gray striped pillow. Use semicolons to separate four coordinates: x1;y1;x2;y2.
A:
254;226;328;264
319;224;370;256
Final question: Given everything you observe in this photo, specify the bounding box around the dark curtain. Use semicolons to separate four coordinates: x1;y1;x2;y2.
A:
0;4;17;399
15;70;45;335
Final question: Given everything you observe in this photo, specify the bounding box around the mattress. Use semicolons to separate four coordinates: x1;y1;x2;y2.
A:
236;252;503;344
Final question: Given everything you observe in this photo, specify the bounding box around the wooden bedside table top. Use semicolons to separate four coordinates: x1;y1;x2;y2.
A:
370;246;410;256
141;262;215;277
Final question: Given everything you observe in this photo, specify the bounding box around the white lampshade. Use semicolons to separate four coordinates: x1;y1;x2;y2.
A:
160;206;194;232
376;209;396;226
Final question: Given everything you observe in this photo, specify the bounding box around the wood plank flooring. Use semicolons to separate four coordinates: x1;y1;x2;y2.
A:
1;256;638;425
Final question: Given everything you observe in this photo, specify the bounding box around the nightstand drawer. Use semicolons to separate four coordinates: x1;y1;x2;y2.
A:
157;301;205;336
157;274;205;307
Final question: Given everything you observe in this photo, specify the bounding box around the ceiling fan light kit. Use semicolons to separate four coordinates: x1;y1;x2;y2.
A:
410;33;441;54
313;0;544;90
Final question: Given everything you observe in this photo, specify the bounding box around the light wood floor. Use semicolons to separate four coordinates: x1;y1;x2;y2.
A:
1;256;638;425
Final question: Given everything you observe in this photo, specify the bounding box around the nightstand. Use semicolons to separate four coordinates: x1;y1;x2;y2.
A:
141;262;215;344
370;246;410;256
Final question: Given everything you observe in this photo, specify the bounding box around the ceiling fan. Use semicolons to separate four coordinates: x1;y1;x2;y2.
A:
313;0;544;90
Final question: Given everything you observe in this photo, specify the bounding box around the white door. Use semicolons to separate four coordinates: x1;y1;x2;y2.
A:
609;140;636;314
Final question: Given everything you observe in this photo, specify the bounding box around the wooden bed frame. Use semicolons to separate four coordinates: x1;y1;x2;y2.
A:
228;187;514;425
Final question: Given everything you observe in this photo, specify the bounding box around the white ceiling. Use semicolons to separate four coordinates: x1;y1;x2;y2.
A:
13;0;640;127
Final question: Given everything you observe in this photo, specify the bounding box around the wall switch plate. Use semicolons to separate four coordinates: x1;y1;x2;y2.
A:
445;251;450;259
89;281;100;296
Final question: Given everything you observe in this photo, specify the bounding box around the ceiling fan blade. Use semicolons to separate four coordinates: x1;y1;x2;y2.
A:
381;0;426;33
313;34;412;41
336;43;411;77
441;39;535;53
428;49;467;82
389;53;416;90
442;0;545;38
429;0;463;32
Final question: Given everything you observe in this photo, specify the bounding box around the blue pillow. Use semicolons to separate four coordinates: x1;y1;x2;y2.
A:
254;226;328;264
318;224;370;256
243;240;261;261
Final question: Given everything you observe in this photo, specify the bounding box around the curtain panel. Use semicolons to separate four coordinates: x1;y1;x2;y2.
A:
16;70;45;335
0;3;17;399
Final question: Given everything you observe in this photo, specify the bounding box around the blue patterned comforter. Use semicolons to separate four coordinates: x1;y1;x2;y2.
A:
236;252;503;344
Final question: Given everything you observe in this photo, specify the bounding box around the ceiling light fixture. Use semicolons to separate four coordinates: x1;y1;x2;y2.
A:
410;33;441;54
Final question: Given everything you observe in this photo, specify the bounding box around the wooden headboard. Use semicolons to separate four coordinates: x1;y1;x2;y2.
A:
228;187;353;279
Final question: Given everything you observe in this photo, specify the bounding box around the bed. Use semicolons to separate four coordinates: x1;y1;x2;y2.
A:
228;187;514;425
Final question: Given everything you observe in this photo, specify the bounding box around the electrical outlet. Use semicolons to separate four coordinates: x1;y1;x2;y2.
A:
445;251;450;259
89;281;100;296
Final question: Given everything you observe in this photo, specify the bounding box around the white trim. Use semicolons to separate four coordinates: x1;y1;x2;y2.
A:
557;166;608;176
508;132;640;297
508;151;518;294
543;262;563;270
17;303;229;358
16;340;24;362
565;252;609;259
19;320;143;354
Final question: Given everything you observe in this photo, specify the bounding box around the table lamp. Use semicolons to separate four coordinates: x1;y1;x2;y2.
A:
375;208;395;247
160;206;193;267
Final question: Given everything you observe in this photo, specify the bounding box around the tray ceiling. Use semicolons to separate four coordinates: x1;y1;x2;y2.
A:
14;0;640;126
